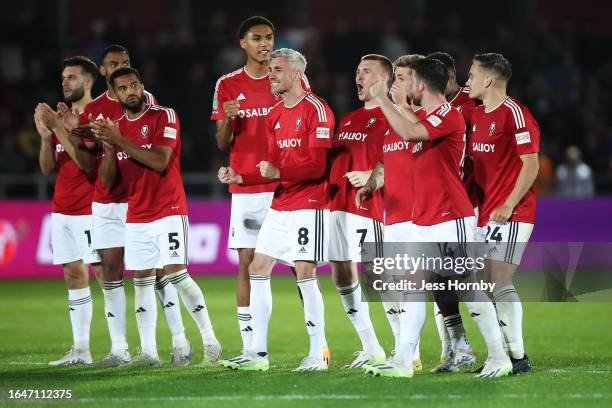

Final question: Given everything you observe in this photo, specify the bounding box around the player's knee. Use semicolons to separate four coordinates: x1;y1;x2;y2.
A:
102;260;122;281
331;261;355;287
63;261;88;285
238;249;255;273
248;254;272;277
294;261;316;280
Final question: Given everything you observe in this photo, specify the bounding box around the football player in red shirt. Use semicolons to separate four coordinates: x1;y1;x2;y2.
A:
219;49;334;372
426;51;478;372
327;54;392;369
365;57;511;379
92;67;221;368
357;54;427;372
34;56;101;366
80;44;188;368
212;16;278;357
466;53;540;375
214;17;329;364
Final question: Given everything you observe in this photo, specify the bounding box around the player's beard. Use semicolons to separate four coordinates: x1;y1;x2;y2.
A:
412;92;423;106
64;86;85;103
123;94;145;113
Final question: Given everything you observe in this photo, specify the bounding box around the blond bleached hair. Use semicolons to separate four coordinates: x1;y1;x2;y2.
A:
271;48;307;72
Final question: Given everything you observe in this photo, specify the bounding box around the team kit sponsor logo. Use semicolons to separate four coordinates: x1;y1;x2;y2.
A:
237;107;270;119
383;140;410;153
472;142;496;153
117;144;153;160
337;131;368;142
277;138;302;148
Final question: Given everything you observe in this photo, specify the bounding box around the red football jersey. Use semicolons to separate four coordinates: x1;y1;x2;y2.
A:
115;105;187;223
329;106;386;221
211;68;311;194
382;107;426;225
469;97;540;226
82;90;156;204
450;86;480;206
51;135;96;215
265;93;334;211
449;86;478;126
411;103;474;226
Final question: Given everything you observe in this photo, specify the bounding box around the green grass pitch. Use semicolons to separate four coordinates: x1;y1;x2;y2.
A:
0;276;611;407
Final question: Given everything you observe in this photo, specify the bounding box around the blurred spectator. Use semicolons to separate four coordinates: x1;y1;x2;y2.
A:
556;146;595;197
534;153;554;196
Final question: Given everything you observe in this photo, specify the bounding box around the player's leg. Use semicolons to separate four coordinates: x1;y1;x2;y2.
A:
485;221;534;374
451;217;511;378
330;211;384;368
48;260;93;366
332;260;385;367
431;290;476;372
223;208;288;371
432;302;451;362
290;259;332;364
290;209;329;372
235;248;255;352
130;268;160;367
91;203;130;367
230;252;276;371
366;268;425;379
48;213;93;366
380;221;421;369
294;261;328;372
154;267;189;366
95;247;131;367
124;221;161;367
159;215;220;367
228;192;272;354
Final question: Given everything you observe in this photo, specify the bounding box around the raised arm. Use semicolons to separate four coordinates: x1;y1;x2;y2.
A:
370;82;430;141
34;108;56;176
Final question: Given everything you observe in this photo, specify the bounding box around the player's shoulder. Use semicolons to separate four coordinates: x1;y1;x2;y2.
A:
413;106;427;119
91;91;109;104
501;97;535;127
268;100;284;115
304;92;332;121
340;107;363;121
432;102;459;118
86;92;111;109
214;67;245;88
149;104;178;124
143;89;156;104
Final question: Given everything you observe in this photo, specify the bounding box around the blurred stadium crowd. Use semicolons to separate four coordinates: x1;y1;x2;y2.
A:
0;0;610;195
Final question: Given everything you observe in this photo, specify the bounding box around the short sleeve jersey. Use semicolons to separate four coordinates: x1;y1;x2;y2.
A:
329;106;386;221
411;103;474;226
51;136;96;215
382;107;426;225
266;93;335;211
115;105;187;223
469;97;540;226
82;90;156;204
211;69;312;195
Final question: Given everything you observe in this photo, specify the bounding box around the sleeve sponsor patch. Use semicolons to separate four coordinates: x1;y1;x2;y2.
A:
316;127;330;139
426;115;442;127
515;131;531;145
163;126;177;139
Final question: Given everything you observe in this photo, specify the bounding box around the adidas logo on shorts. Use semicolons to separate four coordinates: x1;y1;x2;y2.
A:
170;251;179;258
298;247;307;254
